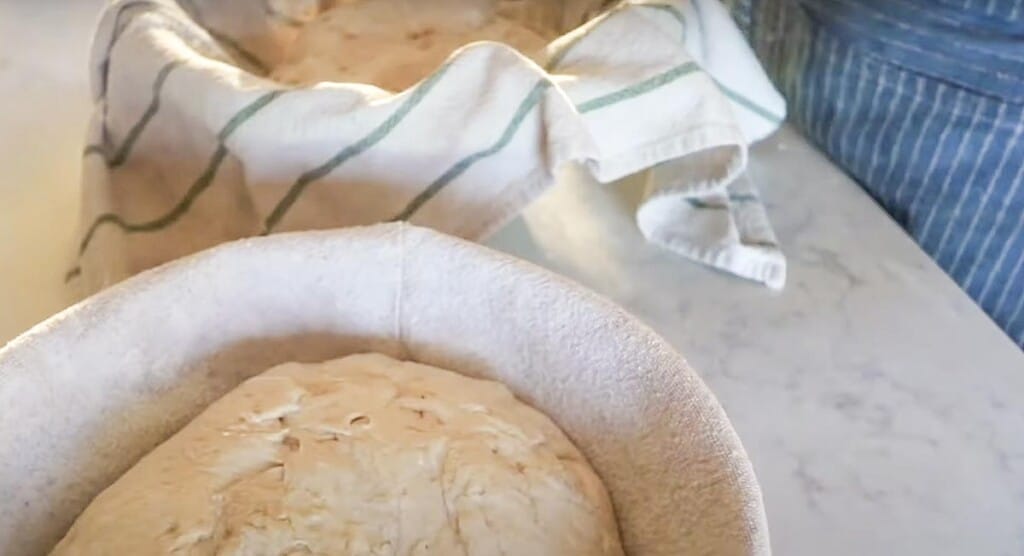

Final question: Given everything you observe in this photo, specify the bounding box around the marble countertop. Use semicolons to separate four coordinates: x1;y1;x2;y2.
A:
2;1;1023;554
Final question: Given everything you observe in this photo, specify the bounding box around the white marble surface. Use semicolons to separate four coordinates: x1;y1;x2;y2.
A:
2;2;1024;555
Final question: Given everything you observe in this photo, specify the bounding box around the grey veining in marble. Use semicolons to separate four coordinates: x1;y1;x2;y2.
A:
2;1;1024;554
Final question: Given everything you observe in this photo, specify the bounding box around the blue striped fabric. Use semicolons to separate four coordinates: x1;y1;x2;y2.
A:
938;0;1022;22
724;0;1024;347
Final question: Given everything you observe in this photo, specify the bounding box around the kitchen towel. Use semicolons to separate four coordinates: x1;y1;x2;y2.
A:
70;0;787;293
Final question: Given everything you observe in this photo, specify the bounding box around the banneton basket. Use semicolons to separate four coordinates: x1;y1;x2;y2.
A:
0;225;769;555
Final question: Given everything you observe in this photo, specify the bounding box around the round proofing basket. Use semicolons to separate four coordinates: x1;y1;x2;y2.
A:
0;224;769;555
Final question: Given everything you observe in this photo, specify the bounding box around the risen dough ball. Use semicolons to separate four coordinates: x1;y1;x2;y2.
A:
52;353;623;555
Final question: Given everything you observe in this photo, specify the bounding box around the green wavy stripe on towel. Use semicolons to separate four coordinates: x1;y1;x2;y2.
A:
84;60;181;167
728;193;760;202
87;1;271;170
75;90;284;259
577;61;700;113
96;0;268;99
687;195;770;210
392;79;553;221
262;62;455;233
686;198;728;209
687;0;784;124
95;0;164;99
719;83;785;124
258;43;701;229
548;1;782;124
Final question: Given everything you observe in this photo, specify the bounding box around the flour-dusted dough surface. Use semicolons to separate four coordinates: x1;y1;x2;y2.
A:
270;0;555;90
51;353;624;555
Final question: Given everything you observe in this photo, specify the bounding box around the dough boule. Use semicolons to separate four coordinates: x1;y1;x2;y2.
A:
52;353;623;555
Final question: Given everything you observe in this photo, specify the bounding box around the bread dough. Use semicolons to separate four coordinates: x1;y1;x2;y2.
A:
270;0;555;90
51;353;623;555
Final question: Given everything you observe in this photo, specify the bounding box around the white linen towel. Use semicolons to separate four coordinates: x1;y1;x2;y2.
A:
70;0;787;293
